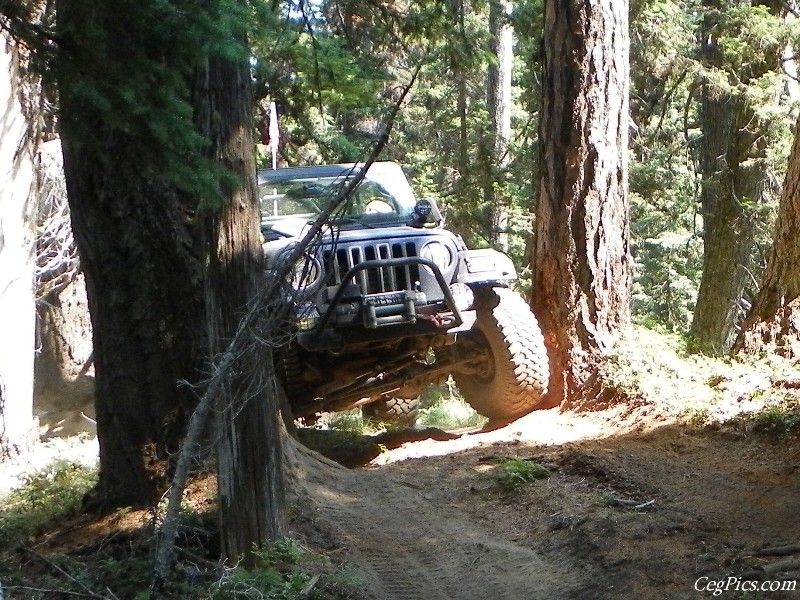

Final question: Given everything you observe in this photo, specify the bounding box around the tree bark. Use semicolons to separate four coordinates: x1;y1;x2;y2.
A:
0;31;37;455
56;0;205;510
532;0;632;408
690;86;762;355
733;112;800;359
487;0;514;252
195;53;286;562
58;142;204;509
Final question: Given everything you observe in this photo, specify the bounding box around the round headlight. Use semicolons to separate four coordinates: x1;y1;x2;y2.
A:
291;255;322;294
420;241;452;273
278;249;322;296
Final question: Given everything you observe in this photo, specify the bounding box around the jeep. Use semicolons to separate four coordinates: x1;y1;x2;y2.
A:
259;161;549;424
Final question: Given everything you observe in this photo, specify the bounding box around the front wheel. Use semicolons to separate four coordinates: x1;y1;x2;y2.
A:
452;287;549;422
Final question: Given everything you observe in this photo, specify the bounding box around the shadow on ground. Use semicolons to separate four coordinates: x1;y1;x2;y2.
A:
296;426;462;467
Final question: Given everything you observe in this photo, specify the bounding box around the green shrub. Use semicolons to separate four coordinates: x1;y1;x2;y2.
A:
0;460;97;537
749;405;800;435
679;408;710;428
496;459;550;491
211;539;320;599
418;382;486;429
323;409;375;435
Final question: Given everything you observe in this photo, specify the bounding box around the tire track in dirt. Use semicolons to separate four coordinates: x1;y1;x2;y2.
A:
301;465;588;600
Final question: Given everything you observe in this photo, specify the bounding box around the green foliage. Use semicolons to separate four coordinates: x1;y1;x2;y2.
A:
417;382;487;429
94;552;154;598
628;1;700;333
627;0;796;335
213;554;310;599
250;0;390;166
56;0;259;206
496;458;550;492
324;382;487;432
596;493;619;508
210;538;359;600
256;537;308;567
323;408;376;435
0;460;96;538
0;465;359;599
594;324;800;436
629;182;703;333
678;407;710;428
699;5;798;73
743;402;800;435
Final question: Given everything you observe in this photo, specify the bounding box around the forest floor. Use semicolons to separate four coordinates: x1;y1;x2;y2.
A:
291;406;800;600
5;328;800;600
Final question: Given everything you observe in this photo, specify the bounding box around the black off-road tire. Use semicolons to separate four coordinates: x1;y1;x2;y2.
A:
363;396;420;426
453;286;549;422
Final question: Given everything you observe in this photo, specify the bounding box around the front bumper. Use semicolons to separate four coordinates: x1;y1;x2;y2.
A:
296;256;469;351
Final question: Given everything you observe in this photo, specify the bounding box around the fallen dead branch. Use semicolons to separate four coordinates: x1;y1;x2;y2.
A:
5;586;100;599
603;495;656;511
756;543;800;557
740;557;800;580
297;573;320;599
18;543;118;599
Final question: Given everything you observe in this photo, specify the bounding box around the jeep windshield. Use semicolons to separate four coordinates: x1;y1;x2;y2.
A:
258;163;418;235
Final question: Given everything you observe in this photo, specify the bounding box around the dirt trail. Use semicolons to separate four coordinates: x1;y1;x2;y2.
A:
289;407;652;599
292;404;800;600
297;464;590;600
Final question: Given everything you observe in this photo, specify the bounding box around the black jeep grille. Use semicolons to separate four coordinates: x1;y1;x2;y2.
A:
324;242;420;294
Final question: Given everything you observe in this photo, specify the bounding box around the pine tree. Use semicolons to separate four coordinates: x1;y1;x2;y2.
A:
532;0;633;407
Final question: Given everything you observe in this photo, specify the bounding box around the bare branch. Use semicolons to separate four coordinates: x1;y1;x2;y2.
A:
18;543;112;599
35;142;80;301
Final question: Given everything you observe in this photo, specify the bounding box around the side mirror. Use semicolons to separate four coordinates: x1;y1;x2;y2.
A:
411;198;443;227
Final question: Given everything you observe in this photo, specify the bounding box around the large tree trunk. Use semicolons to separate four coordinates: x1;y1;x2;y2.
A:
487;0;514;252
689;1;779;355
733;112;800;359
690;89;762;355
532;0;632;408
58;139;204;509
0;31;37;455
195;53;286;562
56;1;205;510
